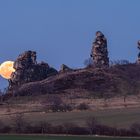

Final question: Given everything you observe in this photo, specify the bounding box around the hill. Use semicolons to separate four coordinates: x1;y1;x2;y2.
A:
1;63;140;136
7;63;140;98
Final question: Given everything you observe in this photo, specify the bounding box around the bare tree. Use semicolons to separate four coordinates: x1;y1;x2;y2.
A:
38;121;52;134
63;123;77;135
86;117;98;135
130;123;140;135
50;96;63;112
12;113;26;133
0;90;3;103
119;81;132;106
0;120;5;132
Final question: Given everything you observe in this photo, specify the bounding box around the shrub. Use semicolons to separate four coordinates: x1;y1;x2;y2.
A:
130;123;140;135
86;117;98;135
77;103;90;110
0;121;11;133
38;121;52;134
1;126;12;133
11;113;26;133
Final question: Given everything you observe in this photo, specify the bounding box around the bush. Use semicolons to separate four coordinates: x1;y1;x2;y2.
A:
42;95;68;112
1;126;12;133
49;103;73;112
0;121;11;133
11;113;26;133
130;123;140;135
38;121;52;134
77;103;90;110
86;117;98;135
60;104;73;112
62;123;88;135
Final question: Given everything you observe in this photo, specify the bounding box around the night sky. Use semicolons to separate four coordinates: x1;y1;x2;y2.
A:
0;0;140;89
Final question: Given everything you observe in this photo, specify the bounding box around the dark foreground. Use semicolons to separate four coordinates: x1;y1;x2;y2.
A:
0;135;139;140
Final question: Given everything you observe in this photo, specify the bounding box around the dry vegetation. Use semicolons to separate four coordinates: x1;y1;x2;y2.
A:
1;63;140;136
0;93;140;128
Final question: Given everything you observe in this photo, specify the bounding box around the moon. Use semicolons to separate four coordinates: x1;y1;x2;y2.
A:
0;61;15;79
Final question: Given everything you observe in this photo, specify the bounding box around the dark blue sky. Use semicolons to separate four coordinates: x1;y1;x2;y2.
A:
0;0;140;89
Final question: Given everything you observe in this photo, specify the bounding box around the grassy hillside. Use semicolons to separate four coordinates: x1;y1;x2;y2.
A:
0;107;140;128
6;64;140;98
1;64;140;136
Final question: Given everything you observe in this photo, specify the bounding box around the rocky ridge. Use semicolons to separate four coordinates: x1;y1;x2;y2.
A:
7;64;140;97
6;31;140;98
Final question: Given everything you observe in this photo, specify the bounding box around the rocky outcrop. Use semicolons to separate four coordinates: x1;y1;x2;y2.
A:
59;64;72;73
137;40;140;64
9;51;58;89
90;31;109;68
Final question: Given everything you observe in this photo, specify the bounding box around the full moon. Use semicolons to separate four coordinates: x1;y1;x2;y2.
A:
0;61;15;79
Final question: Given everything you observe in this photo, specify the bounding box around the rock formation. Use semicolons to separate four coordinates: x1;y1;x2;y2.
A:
90;31;109;68
137;40;140;64
59;64;72;73
9;51;58;90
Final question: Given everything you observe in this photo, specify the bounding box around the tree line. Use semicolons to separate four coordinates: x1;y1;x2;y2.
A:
0;113;139;137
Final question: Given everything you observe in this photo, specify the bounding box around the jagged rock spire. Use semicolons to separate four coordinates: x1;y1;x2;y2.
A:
137;40;140;64
9;50;58;90
90;31;109;68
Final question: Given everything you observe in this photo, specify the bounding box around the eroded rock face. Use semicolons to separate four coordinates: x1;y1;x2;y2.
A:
9;51;58;89
90;31;109;68
137;40;140;64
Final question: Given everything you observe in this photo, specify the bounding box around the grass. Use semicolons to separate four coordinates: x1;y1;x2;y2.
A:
24;108;140;128
1;107;140;128
0;135;139;140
